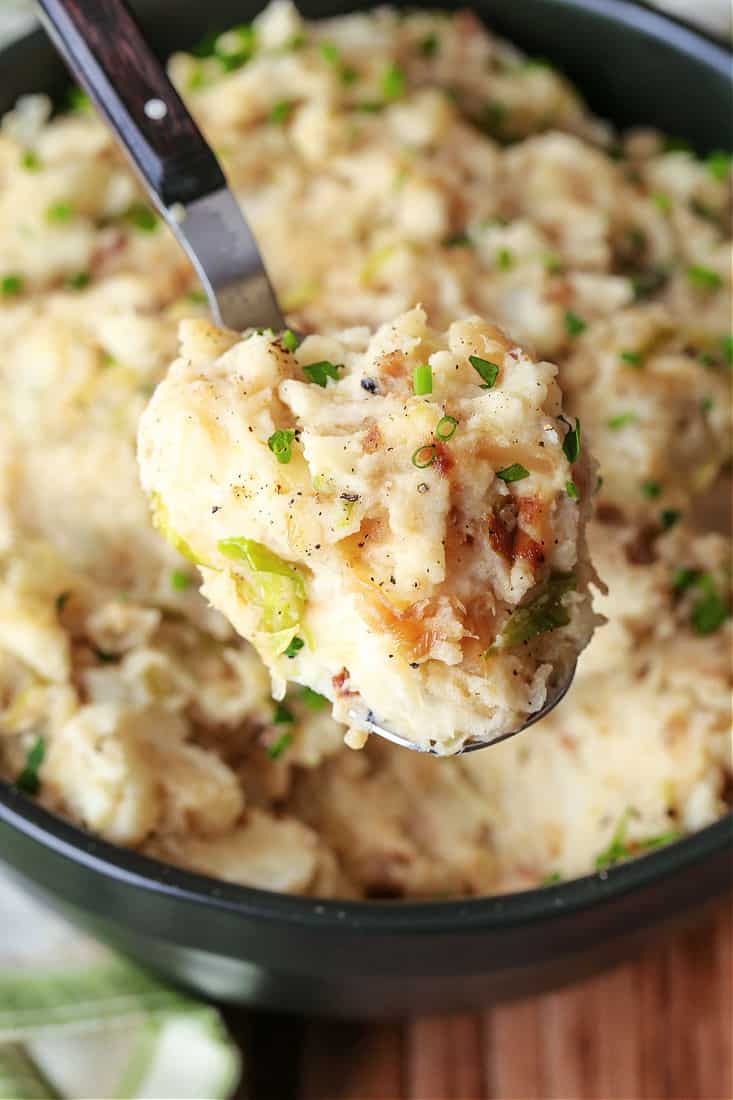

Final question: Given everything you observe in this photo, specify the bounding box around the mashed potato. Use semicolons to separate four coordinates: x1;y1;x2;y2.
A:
0;2;730;895
138;311;597;752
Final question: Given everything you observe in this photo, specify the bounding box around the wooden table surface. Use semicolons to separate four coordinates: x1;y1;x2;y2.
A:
227;898;732;1100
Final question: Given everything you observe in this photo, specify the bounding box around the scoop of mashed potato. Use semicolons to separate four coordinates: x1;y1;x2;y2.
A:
138;307;599;753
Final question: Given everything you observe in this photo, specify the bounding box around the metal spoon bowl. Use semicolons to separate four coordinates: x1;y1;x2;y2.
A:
38;0;577;753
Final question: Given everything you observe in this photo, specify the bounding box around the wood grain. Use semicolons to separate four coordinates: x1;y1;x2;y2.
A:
284;899;732;1100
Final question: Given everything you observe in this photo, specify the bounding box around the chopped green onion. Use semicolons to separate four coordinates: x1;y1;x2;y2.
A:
300;686;328;710
381;63;405;101
169;569;191;591
65;271;90;290
270;99;294;126
651;192;671;213
700;395;714;413
282;329;299;352
662;136;692;154
287;32;306;51
340;65;358;85
541;871;562;886
354;100;383;114
640;480;661;498
496;463;530;483
659;509;680;531
435;415;458;440
561;417;581;463
16;736;45;796
443;231;471;247
268;429;295;464
607;412;638;430
468;354;499;389
267;731;293;759
273;701;294;724
303;360;341;387
706;150;731;181
1;274;23;297
418;32;439;56
20;149;41;172
124;203;158;232
284;636;305;658
564;310;587;337
496;247;514;271
482;101;507;137
46;201;73;223
413;363;432;396
213;25;256;71
566;480;579;500
412;444;437;469
625;226;646;251
687;265;722;291
620;350;643;366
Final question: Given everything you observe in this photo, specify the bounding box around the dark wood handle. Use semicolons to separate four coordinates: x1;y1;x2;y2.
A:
36;0;225;208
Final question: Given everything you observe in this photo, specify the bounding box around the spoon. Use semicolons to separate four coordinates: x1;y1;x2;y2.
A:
37;0;577;754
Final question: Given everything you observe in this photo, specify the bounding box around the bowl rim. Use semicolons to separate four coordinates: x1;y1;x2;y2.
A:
0;0;730;936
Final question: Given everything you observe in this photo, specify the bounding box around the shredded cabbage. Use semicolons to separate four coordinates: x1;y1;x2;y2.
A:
218;537;306;646
495;573;576;649
150;492;206;565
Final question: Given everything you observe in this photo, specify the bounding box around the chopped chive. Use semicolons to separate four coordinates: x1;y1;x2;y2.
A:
564;310;587;337
319;41;339;63
214;25;256;71
566;480;579;500
651;191;671;213
690;575;728;635
541;871;562;886
625;226;646;251
55;591;71;613
303;360;341;387
270;99;294;125
706;150;731;181
340;65;358;85
620;350;643;366
672;568;700;593
16;736;45;796
46;201;73;223
20;149;41;172
659;509;680;531
284;636;304;658
662;136;692;154
67;87;90;112
496;463;530;483
687;265;722;291
699;352;717;368
607;412;638;430
282;329;299;352
185;288;208;304
496;247;514;271
124;203;158;232
381;63;406;101
468;354;499;389
561;417;581;463
722;335;733;365
700;395;714;413
169;569;191;591
418;32;439;56
354;100;383;114
273;701;294;724
640;480;661;498
482;100;507;137
268;429;295;464
300;686;328;710
287;32;306;50
267;731;293;759
65;271;90;290
413;363;432;396
412;444;437;469
1;274;23;297
435;415;458;441
443;231;471;247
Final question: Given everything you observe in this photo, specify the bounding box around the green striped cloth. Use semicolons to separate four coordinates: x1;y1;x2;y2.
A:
0;870;241;1100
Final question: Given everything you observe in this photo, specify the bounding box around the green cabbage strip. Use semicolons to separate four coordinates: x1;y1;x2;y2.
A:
150;492;207;565
218;537;306;652
491;572;576;651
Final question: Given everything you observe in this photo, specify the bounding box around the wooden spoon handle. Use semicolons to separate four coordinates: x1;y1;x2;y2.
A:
36;0;224;208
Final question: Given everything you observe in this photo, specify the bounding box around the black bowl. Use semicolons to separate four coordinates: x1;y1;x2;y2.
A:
1;0;731;1017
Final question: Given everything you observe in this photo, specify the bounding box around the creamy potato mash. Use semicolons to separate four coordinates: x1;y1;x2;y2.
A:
0;2;730;895
138;312;597;752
